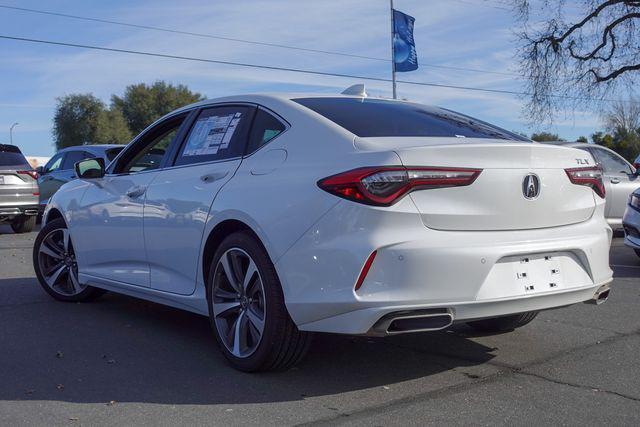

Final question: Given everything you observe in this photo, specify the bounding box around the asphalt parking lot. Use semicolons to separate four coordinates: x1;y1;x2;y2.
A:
1;224;639;426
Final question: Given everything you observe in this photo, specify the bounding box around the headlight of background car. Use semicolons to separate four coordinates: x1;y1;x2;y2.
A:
630;194;640;209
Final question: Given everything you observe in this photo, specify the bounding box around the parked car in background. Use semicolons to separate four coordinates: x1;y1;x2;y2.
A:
37;145;124;211
34;93;613;372
634;153;640;171
623;188;640;258
0;144;39;233
544;142;640;230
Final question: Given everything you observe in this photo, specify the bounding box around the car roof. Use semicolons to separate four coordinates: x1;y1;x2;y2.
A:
169;93;418;115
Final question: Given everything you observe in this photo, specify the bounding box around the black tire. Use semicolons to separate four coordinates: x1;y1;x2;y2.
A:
33;217;105;302
11;215;36;233
466;311;539;333
207;231;312;372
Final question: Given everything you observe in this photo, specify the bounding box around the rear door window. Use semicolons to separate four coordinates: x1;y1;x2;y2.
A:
293;97;529;141
591;147;633;174
175;106;253;166
246;108;286;154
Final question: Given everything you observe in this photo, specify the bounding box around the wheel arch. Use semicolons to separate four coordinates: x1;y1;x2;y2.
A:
202;219;269;289
44;207;64;226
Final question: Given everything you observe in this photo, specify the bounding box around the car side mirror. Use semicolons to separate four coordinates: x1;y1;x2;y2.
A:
35;166;44;175
75;157;105;179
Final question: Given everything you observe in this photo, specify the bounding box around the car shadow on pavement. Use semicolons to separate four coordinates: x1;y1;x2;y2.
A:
0;279;496;405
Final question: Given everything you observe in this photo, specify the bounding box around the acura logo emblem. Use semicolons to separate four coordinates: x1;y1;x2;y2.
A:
522;174;540;199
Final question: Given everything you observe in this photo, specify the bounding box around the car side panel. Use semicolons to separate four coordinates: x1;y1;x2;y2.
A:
206;122;403;308
144;159;242;295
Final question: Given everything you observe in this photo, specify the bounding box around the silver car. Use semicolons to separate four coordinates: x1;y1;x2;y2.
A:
36;144;124;210
0;144;39;233
623;189;640;258
547;142;640;230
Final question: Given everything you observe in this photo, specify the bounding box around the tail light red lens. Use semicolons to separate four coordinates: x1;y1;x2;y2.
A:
354;250;377;291
318;166;482;206
565;166;605;198
17;170;39;180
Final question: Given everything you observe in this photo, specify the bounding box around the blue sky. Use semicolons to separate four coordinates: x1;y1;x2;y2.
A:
0;0;605;156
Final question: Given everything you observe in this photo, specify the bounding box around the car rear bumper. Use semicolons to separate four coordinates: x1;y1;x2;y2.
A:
277;198;613;334
299;279;612;335
0;203;40;219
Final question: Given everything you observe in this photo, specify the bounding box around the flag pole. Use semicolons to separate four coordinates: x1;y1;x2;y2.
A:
390;0;397;99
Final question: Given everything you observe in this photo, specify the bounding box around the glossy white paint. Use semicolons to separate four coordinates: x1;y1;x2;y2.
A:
42;93;614;335
72;171;159;287
145;159;241;295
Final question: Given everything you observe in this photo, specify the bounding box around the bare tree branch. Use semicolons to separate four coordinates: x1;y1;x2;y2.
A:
511;0;640;122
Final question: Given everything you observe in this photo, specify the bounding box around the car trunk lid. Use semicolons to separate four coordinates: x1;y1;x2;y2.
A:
355;137;597;231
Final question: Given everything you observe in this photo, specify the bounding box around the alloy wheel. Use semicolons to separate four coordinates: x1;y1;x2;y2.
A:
212;248;266;358
37;227;85;296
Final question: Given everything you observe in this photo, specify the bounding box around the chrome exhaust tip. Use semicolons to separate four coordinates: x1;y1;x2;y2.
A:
372;309;454;335
585;284;611;305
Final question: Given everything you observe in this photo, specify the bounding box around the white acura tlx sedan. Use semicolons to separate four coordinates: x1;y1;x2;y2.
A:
34;91;613;371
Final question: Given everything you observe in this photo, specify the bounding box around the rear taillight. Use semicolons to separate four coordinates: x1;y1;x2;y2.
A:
17;170;38;180
318;166;482;206
634;162;640;171
565;166;605;198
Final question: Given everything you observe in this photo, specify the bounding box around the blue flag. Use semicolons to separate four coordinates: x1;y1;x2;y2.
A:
393;9;418;72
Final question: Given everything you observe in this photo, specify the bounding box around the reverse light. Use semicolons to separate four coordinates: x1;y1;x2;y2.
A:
17;170;39;180
565;166;605;198
630;194;640;210
318;166;482;206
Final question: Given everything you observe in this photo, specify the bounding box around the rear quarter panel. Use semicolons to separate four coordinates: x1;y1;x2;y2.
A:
201;96;402;296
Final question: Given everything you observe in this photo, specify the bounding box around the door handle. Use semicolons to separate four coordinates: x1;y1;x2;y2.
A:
610;178;620;184
126;185;146;198
200;171;228;183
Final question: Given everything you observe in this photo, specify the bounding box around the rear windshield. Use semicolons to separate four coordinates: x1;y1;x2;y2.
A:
0;145;29;166
293;97;529;141
105;147;124;161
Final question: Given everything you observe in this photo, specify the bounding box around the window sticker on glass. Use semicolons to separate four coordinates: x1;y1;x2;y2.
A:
183;112;243;156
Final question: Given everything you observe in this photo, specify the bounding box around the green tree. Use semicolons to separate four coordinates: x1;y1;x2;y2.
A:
94;108;132;145
576;136;588;143
602;98;640;161
592;131;615;149
112;81;204;134
53;94;104;149
531;132;564;142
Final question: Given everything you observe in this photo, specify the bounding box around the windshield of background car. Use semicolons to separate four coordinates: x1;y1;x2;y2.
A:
0;145;29;167
293;97;530;141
